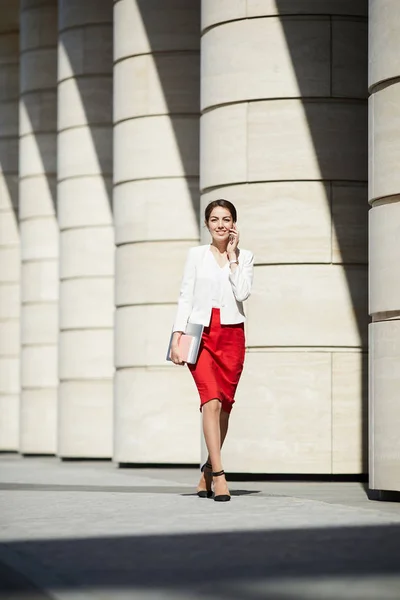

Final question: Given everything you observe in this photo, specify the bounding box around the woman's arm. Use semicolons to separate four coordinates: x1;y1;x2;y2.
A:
172;248;196;333
228;250;254;302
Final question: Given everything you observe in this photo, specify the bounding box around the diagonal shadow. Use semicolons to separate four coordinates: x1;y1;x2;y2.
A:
20;112;57;221
19;0;58;217
0;7;20;453
0;25;19;226
276;2;369;474
20;91;57;216
58;3;113;212
1;524;400;597
0;153;18;220
135;0;201;229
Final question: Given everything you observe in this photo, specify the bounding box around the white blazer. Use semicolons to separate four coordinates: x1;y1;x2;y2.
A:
172;244;254;332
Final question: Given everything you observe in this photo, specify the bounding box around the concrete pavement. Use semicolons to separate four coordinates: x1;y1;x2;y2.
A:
1;455;400;599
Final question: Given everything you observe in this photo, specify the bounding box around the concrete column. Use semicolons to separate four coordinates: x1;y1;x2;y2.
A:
0;2;20;450
19;0;58;454
369;0;400;491
113;0;200;464
201;0;368;473
58;0;113;457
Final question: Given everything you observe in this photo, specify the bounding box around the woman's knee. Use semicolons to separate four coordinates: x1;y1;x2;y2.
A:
203;398;222;415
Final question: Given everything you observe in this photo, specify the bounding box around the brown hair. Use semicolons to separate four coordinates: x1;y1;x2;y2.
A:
204;199;237;224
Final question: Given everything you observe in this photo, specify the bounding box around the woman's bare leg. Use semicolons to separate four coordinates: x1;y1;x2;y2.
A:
203;408;230;465
197;399;230;497
198;407;230;492
219;409;230;448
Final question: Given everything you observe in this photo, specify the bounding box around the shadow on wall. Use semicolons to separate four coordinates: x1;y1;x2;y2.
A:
277;1;369;472
20;59;58;215
0;170;18;222
58;4;113;211
0;8;19;225
136;0;201;228
2;524;400;597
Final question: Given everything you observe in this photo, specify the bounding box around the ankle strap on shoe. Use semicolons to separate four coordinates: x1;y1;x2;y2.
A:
212;470;225;477
201;462;212;472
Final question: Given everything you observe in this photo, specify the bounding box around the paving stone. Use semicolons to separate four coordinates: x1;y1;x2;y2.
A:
1;456;400;600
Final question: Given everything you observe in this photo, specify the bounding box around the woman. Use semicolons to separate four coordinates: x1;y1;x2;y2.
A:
170;199;254;502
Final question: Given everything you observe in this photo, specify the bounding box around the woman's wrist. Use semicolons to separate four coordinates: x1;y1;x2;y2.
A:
228;251;237;261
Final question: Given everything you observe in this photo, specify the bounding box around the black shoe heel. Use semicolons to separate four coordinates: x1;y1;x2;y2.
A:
197;462;213;498
212;470;231;502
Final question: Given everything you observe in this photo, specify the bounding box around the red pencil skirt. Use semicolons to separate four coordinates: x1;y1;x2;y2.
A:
188;308;245;414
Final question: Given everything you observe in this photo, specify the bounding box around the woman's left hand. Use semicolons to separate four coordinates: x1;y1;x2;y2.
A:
228;224;239;255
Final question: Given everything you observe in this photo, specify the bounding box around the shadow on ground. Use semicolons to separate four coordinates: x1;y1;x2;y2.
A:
2;524;400;598
0;483;260;496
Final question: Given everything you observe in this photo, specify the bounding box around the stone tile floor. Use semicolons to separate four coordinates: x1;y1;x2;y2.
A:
1;455;400;599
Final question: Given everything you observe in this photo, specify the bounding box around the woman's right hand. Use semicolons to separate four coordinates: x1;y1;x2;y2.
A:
171;333;185;365
171;344;184;365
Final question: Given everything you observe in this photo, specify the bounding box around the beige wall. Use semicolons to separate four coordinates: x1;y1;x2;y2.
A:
0;1;20;450
201;0;368;473
0;1;375;474
369;0;400;491
57;0;114;458
19;0;58;454
113;0;201;464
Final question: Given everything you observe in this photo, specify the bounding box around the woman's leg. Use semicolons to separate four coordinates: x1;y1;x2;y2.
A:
202;399;222;470
202;400;230;497
203;408;230;463
219;408;230;448
197;407;230;493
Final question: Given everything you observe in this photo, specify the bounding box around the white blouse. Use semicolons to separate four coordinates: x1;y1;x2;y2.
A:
207;249;230;308
172;244;254;332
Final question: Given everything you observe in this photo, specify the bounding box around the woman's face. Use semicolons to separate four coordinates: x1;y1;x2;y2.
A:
207;206;234;244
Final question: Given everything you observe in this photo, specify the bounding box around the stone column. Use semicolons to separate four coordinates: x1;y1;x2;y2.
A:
19;0;58;454
113;0;200;463
201;1;368;473
57;0;113;457
0;1;20;450
369;0;400;492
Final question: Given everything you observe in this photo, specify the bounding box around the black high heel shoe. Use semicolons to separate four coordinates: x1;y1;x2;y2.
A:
197;462;213;498
212;470;231;502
